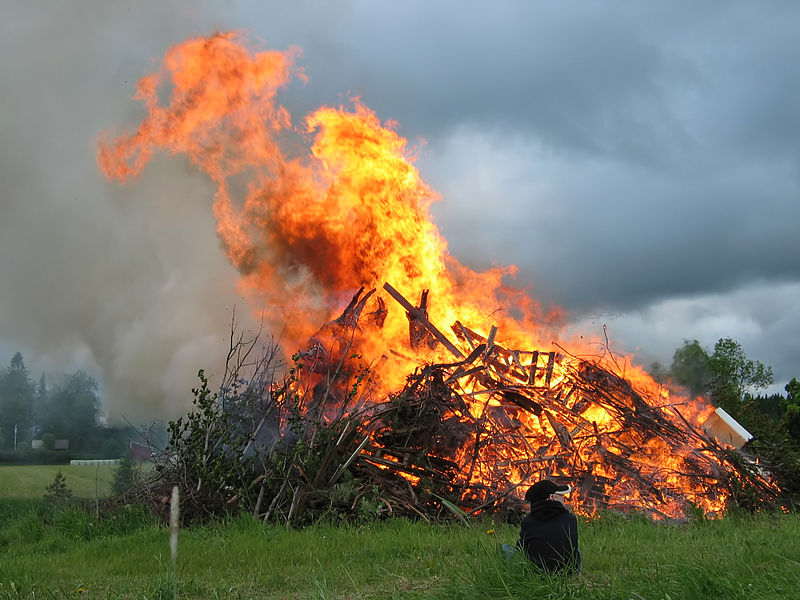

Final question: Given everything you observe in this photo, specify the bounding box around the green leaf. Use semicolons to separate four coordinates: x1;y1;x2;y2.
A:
432;494;468;525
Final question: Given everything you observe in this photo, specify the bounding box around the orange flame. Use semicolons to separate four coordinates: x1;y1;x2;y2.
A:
100;33;746;518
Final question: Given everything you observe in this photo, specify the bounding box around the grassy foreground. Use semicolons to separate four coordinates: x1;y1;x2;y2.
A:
1;498;799;600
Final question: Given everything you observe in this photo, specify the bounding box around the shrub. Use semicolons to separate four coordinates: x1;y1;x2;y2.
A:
111;455;140;497
43;471;73;505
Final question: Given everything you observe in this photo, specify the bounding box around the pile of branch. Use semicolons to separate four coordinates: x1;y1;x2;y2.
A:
123;285;781;525
293;283;780;521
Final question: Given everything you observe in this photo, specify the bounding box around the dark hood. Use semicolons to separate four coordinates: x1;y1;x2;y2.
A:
530;499;569;521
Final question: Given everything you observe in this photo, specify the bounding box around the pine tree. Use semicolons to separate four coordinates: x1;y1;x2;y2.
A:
0;353;36;450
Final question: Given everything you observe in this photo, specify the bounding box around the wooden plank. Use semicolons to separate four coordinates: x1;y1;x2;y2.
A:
383;283;464;358
445;364;488;386
544;351;556;387
500;389;543;415
462;343;488;366
528;350;540;384
443;344;487;384
544;410;573;450
452;320;477;350
485;326;498;355
510;350;526;376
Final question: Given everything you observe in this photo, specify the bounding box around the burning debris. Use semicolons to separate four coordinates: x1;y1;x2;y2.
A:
130;283;772;526
267;283;777;523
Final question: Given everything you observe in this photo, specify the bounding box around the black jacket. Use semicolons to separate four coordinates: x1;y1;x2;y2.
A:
517;499;581;574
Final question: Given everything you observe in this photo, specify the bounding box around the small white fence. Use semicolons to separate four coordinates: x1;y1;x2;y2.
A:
69;459;121;466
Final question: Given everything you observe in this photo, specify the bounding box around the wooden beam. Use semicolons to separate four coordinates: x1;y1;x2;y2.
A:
383;282;464;358
528;350;540;384
545;351;556;387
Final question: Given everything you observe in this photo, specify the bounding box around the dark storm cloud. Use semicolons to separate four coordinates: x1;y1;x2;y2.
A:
251;1;689;163
426;136;799;307
295;1;800;172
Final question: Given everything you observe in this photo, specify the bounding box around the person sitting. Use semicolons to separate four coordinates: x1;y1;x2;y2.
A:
517;479;581;574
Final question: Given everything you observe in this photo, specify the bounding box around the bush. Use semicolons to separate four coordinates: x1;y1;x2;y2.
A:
111;456;140;497
43;471;73;506
158;368;265;524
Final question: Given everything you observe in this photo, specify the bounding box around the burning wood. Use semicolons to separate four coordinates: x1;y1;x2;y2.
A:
256;284;780;523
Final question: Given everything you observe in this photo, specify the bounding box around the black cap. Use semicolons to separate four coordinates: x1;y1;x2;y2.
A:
525;480;571;503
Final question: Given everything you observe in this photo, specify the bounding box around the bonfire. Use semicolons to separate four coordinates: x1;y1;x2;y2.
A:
99;32;778;523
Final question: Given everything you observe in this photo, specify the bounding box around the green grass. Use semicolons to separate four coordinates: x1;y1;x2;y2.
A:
0;464;115;500
0;502;798;599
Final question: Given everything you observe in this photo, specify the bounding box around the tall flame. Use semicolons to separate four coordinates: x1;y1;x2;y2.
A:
99;33;749;518
98;32;559;376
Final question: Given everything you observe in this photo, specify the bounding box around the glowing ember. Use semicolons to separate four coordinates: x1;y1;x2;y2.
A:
99;33;774;519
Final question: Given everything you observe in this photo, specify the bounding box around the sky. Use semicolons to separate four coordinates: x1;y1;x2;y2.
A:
1;1;798;422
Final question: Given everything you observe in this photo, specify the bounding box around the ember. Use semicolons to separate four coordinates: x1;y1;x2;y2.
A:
99;33;778;522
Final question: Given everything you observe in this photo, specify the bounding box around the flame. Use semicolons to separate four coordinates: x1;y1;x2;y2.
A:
100;33;758;519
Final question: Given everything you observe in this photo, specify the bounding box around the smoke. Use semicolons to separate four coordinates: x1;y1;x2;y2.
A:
0;2;258;422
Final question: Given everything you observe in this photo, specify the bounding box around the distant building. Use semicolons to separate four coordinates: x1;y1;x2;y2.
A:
129;440;153;461
53;439;69;450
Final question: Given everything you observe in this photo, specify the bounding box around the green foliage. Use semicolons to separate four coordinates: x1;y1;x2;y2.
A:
1;511;800;598
734;385;800;502
111;455;140;496
0;499;158;552
780;378;800;441
161;369;262;524
746;392;784;421
0;464;115;499
708;338;774;414
0;351;118;458
669;340;799;501
147;351;399;526
669;338;774;415
786;377;800;404
41;431;55;450
670;339;712;396
40;370;101;452
43;470;73;505
0;352;36;450
756;378;800;501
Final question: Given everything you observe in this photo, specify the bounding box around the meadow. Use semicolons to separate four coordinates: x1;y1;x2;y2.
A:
1;465;799;599
0;464;115;500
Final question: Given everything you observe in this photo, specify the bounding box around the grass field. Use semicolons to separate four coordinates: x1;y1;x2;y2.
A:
1;490;799;599
0;464;116;500
1;466;799;598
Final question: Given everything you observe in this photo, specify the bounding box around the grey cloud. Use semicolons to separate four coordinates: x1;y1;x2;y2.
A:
267;1;800;177
427;133;799;313
567;282;800;392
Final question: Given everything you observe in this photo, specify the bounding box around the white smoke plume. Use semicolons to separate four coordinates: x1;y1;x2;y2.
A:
0;2;259;422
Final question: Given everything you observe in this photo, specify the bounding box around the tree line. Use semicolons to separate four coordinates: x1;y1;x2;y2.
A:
0;352;134;462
